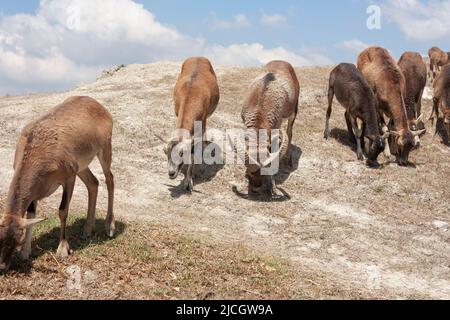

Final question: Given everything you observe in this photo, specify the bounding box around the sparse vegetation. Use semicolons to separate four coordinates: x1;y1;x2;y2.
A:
0;214;297;300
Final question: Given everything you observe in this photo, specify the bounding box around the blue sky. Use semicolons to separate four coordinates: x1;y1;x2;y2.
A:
130;0;448;60
0;0;449;94
0;0;441;60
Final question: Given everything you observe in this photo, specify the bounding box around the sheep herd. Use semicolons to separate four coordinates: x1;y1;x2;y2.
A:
0;45;448;274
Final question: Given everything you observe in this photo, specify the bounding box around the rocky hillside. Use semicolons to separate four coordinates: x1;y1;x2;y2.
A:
0;62;449;299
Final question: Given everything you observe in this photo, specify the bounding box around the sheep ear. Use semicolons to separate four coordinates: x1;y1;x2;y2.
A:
20;218;46;229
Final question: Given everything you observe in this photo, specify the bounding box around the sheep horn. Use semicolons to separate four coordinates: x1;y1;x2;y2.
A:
415;113;424;124
245;152;261;173
262;128;289;168
412;129;426;137
241;134;261;173
154;133;168;144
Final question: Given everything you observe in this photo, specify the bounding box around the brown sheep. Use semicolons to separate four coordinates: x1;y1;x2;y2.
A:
163;57;220;192
0;97;115;273
240;60;299;198
357;47;423;166
324;63;387;167
429;47;449;83
430;64;450;143
398;51;427;141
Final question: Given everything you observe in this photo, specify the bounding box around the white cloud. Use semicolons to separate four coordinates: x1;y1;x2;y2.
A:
338;39;371;53
260;14;287;27
383;0;450;41
0;0;332;95
206;43;332;67
207;12;252;30
0;0;203;94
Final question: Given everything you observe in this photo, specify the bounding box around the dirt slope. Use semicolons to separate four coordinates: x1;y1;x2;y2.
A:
0;62;449;299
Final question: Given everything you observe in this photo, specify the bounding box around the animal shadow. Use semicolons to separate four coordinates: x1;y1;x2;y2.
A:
9;217;126;274
329;128;356;150
167;142;225;198
231;185;291;203
275;144;302;185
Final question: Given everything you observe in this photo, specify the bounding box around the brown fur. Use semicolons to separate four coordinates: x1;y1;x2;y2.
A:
164;57;220;192
398;52;427;130
429;47;449;83
430;64;450;143
0;96;115;272
241;60;299;197
357;46;415;166
325;63;384;167
174;57;220;135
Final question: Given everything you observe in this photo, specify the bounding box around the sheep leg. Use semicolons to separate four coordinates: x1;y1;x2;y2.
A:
350;116;364;161
271;176;283;197
182;158;194;192
20;201;38;260
56;177;76;259
287;113;296;168
78;168;99;238
429;98;439;125
324;86;334;140
344;112;356;142
378;113;392;158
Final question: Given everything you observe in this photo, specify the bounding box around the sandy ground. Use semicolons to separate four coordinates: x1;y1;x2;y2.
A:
0;62;449;299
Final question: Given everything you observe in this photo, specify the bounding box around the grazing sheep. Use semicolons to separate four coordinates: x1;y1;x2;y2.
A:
0;97;115;273
357;47;423;166
325;63;387;167
163;57;220;192
398;51;427;143
430;64;450;143
240;60;299;197
429;47;449;83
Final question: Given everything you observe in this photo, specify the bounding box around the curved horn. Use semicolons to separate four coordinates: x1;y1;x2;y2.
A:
232;133;261;173
262;128;289;168
412;129;426;137
19;217;46;229
154;133;168;144
278;128;290;162
245;152;261;173
415;113;424;124
242;133;261;173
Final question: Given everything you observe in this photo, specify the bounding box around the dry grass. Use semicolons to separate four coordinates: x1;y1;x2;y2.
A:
0;213;299;300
